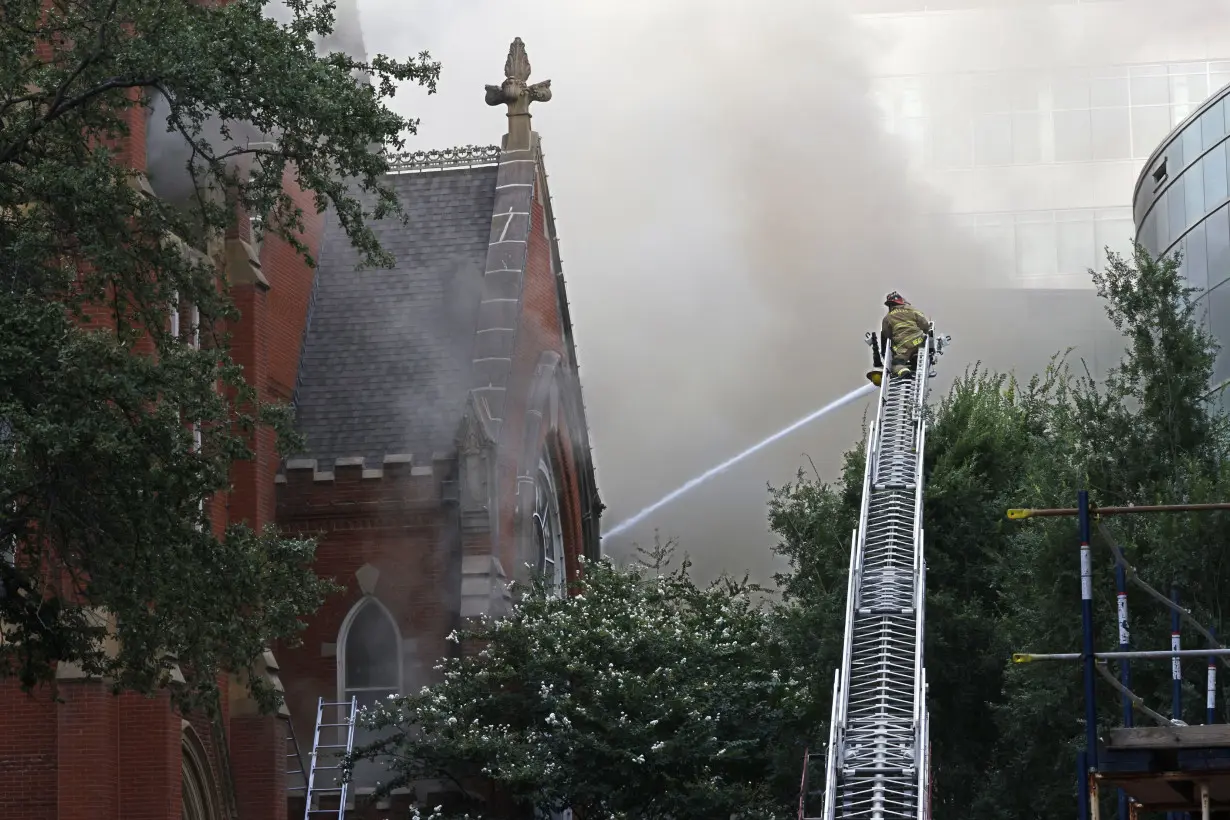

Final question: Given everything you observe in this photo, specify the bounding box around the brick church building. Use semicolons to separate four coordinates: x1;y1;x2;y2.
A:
0;37;601;820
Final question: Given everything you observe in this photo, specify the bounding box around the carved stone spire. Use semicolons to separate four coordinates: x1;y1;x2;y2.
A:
484;37;552;151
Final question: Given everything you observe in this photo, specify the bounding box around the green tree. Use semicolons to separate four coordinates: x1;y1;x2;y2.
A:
981;245;1230;818
356;555;808;820
0;0;438;711
769;243;1230;819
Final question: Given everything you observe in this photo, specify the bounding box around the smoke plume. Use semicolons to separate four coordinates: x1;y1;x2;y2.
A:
146;0;371;206
350;0;1230;584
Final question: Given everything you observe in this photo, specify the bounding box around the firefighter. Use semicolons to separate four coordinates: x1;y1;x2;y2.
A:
881;291;931;378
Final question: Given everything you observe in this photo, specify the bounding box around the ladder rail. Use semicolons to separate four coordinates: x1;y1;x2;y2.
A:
339;695;359;815
910;361;929;736
837;345;891;729
303;697;325;820
836;417;877;735
822;668;840;820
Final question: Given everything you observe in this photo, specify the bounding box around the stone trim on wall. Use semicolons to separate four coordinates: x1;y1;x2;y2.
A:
466;142;541;432
534;142;603;558
277;453;441;483
514;351;563;582
459;554;511;620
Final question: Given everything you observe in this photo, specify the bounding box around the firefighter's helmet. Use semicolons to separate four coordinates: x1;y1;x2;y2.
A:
885;291;906;307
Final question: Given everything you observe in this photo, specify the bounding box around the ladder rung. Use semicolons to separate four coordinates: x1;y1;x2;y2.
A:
310;765;344;771
314;744;351;749
319;701;357;707
843;766;915;777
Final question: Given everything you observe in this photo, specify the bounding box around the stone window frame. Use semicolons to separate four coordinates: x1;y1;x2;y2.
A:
336;594;403;710
181;722;222;820
336;595;403;790
532;456;566;598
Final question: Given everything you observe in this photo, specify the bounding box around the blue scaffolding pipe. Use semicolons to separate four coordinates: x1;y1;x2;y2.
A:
1116;562;1131;820
1209;626;1218;725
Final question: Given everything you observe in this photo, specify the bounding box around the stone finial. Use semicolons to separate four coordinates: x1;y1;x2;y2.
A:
484;37;552;151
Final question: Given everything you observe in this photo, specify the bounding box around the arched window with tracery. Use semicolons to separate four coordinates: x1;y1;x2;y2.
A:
532;457;566;597
181;726;220;820
338;596;401;787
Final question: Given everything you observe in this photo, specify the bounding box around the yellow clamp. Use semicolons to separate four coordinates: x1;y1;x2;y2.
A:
1006;509;1032;520
1011;653;1034;664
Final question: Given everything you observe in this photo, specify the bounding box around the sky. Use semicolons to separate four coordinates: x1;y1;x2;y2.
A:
311;0;1230;585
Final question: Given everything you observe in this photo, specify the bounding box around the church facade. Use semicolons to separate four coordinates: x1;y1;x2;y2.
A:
0;38;599;820
276;38;602;815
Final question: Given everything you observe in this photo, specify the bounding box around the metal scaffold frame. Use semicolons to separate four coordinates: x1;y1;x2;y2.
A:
1008;495;1229;820
805;328;949;820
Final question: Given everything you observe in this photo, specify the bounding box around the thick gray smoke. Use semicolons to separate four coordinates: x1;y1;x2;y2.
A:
350;0;1230;583
146;0;370;205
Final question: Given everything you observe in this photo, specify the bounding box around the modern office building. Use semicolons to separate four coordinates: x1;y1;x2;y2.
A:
1133;80;1230;392
854;0;1230;292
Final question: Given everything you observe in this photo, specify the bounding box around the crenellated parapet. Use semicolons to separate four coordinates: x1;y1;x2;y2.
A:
276;452;457;526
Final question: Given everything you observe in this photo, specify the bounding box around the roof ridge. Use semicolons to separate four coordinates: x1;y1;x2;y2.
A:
387;144;501;174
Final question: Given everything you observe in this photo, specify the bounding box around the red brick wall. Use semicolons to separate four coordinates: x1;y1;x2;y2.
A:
0;679;58;819
496;166;586;580
56;682;120;819
230;714;287;820
0;679;203;820
228;283;275;528
264;169;324;403
117;691;182;820
274;463;456;798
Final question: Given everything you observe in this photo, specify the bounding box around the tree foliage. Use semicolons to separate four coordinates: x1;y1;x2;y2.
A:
0;0;438;710
358;549;809;820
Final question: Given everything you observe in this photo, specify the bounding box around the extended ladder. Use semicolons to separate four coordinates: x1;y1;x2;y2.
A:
808;329;948;820
303;696;359;819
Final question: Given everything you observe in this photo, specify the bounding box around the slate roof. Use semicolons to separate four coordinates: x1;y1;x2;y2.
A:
291;165;499;468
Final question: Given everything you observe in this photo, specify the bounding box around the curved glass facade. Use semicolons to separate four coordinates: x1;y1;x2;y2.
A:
1133;81;1230;390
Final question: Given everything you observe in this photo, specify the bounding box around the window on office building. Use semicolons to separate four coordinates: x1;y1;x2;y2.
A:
1208;282;1230;384
1207;205;1230;292
959;208;1135;285
871;59;1230;170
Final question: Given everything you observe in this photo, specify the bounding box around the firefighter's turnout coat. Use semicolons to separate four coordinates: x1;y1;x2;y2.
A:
881;304;931;361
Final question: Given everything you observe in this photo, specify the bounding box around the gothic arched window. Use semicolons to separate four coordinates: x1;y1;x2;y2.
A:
532;458;566;597
181;727;220;820
341;597;401;705
338;596;401;786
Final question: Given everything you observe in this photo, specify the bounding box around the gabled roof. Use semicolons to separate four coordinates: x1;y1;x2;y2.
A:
291;165;498;468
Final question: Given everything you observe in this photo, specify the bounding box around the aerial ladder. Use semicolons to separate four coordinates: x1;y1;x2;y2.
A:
801;326;950;820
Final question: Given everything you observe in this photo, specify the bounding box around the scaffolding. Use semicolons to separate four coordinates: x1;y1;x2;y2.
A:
1009;494;1230;819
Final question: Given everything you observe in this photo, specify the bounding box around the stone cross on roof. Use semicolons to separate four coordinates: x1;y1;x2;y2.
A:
484;37;552;151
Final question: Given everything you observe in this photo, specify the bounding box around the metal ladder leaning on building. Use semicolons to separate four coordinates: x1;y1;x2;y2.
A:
303;695;359;819
807;328;949;820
